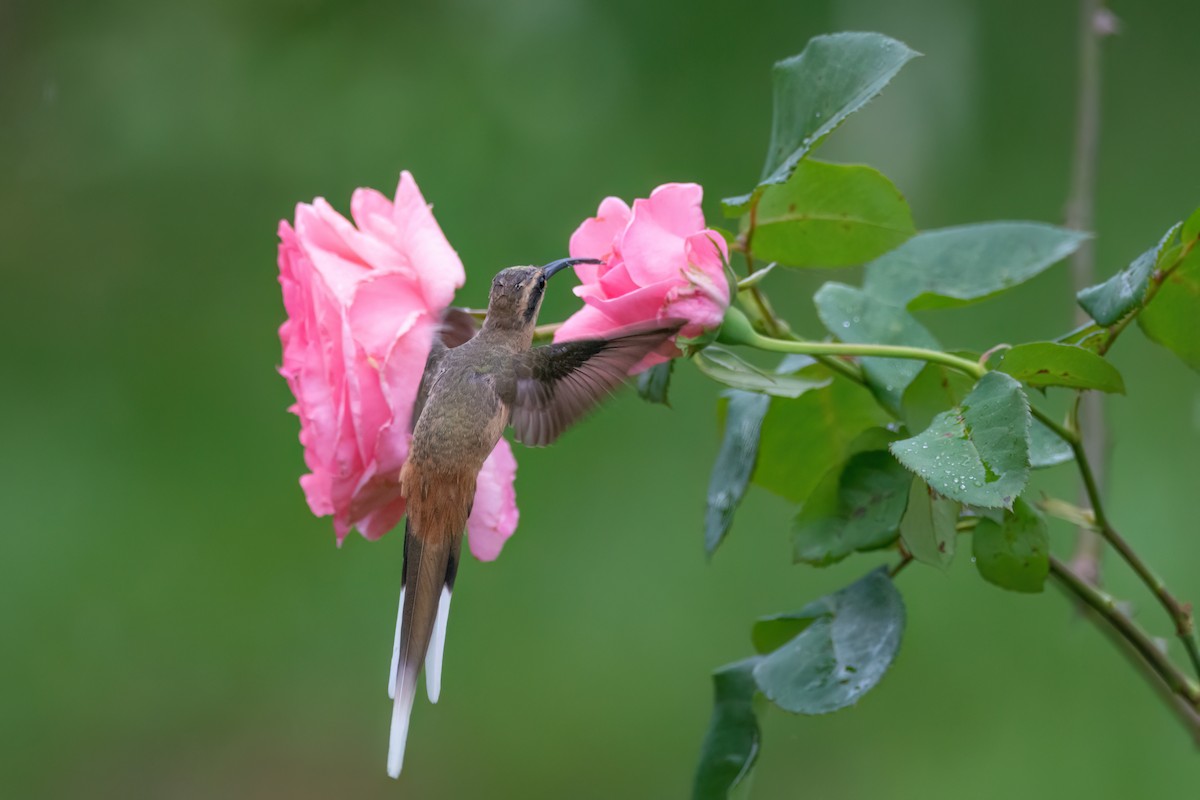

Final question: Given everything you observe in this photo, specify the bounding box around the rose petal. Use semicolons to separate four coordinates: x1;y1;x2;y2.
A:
467;439;519;561
569;196;632;284
554;302;621;343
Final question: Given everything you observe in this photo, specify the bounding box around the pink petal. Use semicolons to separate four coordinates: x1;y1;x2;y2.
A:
467;439;519;561
620;183;706;286
554;303;622;342
569;196;631;284
392;171;466;312
597;258;641;298
582;278;676;325
373;317;437;475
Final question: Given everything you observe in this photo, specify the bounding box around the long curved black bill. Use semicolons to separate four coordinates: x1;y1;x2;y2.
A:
541;257;602;279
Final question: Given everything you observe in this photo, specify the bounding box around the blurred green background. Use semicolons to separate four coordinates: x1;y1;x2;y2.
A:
3;0;1200;797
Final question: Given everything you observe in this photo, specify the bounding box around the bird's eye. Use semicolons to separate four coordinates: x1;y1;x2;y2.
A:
537;276;546;289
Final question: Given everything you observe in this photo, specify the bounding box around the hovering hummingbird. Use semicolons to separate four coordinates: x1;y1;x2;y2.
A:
386;257;683;777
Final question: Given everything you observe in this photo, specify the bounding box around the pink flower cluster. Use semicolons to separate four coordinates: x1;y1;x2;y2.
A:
277;172;518;558
277;174;729;554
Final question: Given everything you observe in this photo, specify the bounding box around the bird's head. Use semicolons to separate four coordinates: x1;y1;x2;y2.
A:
484;258;601;331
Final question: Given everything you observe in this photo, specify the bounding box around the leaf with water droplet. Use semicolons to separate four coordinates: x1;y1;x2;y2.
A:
972;497;1048;593
889;372;1031;508
814;282;941;413
900;362;975;433
723;33;920;215
752;568;905;714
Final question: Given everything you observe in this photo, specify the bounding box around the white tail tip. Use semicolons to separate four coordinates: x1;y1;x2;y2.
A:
387;674;416;778
388;586;405;700
425;586;452;703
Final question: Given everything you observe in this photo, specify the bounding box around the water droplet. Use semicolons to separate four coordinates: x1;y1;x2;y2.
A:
841;321;851;329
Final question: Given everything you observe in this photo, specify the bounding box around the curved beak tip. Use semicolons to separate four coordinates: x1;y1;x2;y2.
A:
541;257;602;278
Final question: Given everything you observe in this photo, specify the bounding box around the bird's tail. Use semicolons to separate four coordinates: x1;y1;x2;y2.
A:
386;466;470;779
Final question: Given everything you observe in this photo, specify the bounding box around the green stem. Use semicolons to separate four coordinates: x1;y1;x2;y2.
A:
746;330;986;380
730;307;1200;681
1050;556;1200;706
1064;420;1200;679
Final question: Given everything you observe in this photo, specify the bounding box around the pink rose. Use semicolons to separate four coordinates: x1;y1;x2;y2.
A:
277;171;519;559
554;183;731;369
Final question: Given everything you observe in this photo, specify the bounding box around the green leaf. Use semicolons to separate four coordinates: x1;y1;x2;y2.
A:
972;498;1049;593
1139;249;1200;373
722;33;920;214
899;478;960;569
1183;206;1200;245
997;341;1125;393
1029;418;1073;468
636;360;674;405
694;347;832;398
706;391;772;556
792;450;910;566
752;613;822;656
863;223;1088;309
1077;222;1181;325
746;160;914;267
1056;321;1106;353
752;569;905;714
889;372;1031;508
900;362;974;433
754;373;892;503
814;282;941;412
693;658;762;800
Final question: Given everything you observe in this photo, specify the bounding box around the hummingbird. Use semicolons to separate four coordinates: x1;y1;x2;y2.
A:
386;257;683;777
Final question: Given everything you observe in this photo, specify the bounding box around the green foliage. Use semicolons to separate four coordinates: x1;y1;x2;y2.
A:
753;371;891;503
1029;418;1074;468
889;373;1031;508
899;478;960;569
900;362;975;432
792;447;910;566
996;341;1126;393
636;360;674;405
694;347;831;397
706;392;771;556
814;282;941;412
1139;249;1200;373
863;223;1088;309
972;499;1049;593
691;32;1200;795
745;160;914;267
1077;222;1180;325
693;659;762;800
723;32;919;214
751;569;905;714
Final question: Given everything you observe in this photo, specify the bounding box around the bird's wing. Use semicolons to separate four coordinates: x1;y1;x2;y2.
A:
438;306;480;349
510;320;684;447
410;308;480;431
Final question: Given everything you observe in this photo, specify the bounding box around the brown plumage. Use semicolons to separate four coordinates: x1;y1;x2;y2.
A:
386;259;683;777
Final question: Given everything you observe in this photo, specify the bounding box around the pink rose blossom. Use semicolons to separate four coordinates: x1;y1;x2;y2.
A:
555;183;731;370
278;171;519;559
